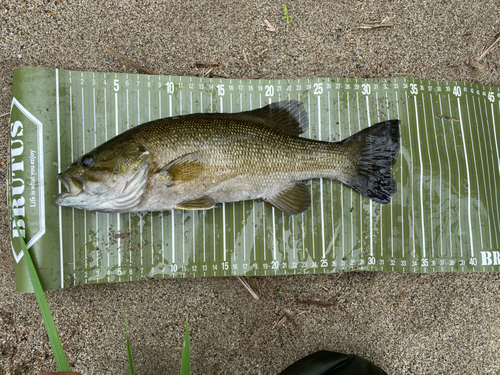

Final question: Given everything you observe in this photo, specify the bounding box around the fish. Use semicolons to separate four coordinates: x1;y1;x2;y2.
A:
55;100;400;215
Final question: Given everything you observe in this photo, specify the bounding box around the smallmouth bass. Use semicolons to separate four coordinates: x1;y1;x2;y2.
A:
55;101;400;214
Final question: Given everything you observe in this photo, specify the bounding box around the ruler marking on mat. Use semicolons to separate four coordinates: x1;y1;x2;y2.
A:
489;99;500;247
456;97;473;257
438;94;452;261
445;93;462;259
413;95;425;260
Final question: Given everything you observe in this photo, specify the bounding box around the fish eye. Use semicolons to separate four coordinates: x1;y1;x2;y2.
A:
80;155;94;168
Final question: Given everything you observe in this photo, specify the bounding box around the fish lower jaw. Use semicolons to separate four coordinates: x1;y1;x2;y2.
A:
54;191;72;205
54;192;91;211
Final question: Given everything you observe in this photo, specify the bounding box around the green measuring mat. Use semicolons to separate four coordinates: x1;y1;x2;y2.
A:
8;67;500;292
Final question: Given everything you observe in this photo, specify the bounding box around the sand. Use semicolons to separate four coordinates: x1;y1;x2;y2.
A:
1;1;500;374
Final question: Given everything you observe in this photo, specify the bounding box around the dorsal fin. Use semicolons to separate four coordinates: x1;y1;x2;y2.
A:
239;100;308;136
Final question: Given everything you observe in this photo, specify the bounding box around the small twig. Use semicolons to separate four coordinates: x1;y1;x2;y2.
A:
0;112;9;118
436;114;460;123
479;35;500;60
465;57;486;72
263;19;275;32
105;46;155;75
296;300;336;307
380;16;395;24
283;308;299;327
219;68;230;77
204;68;214;77
274;315;288;327
274;308;299;327
211;68;230;78
354;17;395;30
237;276;259;300
209;73;230;78
258;48;268;56
195;61;219;68
242;49;249;64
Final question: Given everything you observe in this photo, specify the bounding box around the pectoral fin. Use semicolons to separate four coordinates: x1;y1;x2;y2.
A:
263;183;311;215
176;196;215;210
156;153;205;185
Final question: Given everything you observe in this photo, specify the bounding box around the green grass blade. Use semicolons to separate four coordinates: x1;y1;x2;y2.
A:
8;191;70;371
125;317;135;375
180;314;190;375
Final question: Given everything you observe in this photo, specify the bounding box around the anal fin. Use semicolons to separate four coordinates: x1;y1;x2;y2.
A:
176;196;215;210
263;183;311;215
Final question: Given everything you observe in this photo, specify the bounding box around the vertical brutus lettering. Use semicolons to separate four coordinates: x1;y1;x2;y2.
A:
10;120;26;239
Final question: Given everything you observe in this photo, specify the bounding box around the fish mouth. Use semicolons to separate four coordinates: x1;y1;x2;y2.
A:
57;173;85;197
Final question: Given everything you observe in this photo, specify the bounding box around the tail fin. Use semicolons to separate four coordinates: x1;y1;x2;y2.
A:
341;120;400;204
